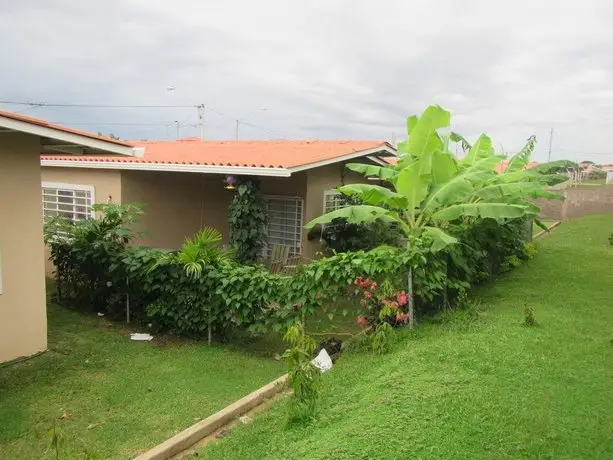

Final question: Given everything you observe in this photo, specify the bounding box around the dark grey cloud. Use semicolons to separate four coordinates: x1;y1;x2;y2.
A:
1;0;613;162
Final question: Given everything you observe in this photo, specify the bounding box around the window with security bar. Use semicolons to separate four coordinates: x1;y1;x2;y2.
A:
42;182;94;222
264;196;303;258
323;190;347;213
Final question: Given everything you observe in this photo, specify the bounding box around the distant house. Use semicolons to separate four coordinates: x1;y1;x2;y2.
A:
0;109;138;363
40;138;396;266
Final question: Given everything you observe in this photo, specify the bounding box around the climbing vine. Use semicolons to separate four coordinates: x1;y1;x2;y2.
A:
228;178;268;264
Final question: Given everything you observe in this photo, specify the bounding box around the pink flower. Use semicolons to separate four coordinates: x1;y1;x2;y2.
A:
396;291;408;306
356;315;368;326
370;281;378;291
364;291;372;299
395;312;409;323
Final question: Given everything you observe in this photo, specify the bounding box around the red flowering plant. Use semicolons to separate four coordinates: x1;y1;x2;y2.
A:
353;277;410;329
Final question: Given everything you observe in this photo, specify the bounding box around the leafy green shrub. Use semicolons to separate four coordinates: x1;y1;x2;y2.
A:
608;233;613;246
44;203;145;318
523;242;538;259
228;179;268;264
283;322;321;422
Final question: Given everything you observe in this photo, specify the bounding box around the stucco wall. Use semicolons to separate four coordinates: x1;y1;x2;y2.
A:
121;170;232;249
537;185;613;221
0;133;48;363
41;167;122;205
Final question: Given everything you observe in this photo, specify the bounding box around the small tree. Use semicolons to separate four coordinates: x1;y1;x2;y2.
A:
305;105;567;327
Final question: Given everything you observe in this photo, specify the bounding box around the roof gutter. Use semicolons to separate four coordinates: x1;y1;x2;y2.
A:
40;159;292;177
0;114;138;156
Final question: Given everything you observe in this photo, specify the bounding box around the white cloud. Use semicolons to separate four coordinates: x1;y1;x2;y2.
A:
1;0;613;162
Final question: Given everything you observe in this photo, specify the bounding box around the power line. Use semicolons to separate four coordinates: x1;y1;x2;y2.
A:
0;100;197;108
50;121;178;126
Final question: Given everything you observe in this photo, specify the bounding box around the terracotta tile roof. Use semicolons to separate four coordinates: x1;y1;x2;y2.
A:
41;138;393;169
0;108;134;147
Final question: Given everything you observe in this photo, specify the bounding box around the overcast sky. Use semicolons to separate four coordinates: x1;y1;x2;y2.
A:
1;0;613;163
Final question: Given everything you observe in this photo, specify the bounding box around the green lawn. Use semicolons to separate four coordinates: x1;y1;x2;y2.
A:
0;302;284;459
199;214;613;460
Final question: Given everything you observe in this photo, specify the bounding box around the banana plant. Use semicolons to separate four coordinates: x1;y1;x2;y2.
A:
305;105;565;327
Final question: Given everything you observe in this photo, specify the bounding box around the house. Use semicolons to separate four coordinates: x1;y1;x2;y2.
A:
0;109;139;364
40;138;396;267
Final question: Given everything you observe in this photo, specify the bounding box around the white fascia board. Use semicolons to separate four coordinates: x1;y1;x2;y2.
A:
40;159;292;177
0;115;138;156
286;145;397;173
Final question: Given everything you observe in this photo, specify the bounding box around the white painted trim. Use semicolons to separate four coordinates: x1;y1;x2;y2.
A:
322;189;344;213
286;145;397;173
366;155;389;166
0;114;137;156
42;181;96;219
40;159;292;177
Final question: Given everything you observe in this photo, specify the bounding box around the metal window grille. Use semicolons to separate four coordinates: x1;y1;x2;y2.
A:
42;184;94;222
323;190;347;213
264;196;303;258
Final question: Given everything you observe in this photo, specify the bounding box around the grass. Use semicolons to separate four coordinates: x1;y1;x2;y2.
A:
198;214;613;460
0;301;284;459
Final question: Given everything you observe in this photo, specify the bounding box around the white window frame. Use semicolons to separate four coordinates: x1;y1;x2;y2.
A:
323;189;348;214
264;195;304;258
42;181;96;222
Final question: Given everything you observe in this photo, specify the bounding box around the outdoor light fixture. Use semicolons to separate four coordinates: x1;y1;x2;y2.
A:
224;175;236;190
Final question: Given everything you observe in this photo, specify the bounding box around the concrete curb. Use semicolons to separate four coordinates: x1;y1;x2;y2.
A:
134;374;288;460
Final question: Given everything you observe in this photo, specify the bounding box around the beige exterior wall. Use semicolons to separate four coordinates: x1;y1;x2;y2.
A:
0;133;48;363
40;158;378;263
41;167;122;205
41;167;122;274
121;170;232;249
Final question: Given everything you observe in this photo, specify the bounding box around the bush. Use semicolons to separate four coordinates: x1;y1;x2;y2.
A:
44;203;537;341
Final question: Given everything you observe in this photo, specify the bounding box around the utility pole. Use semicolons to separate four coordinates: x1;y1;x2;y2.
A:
197;104;205;140
175;121;180;139
548;127;554;162
235;119;239;140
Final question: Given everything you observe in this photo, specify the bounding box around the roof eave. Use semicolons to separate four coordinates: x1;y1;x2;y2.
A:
286;144;397;173
0;114;138;156
40;159;291;177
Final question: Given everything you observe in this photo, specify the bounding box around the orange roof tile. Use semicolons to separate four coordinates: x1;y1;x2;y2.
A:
41;138;393;169
0;108;134;147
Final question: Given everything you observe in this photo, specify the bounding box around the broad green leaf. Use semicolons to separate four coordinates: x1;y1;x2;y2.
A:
450;131;472;151
432;203;527;221
404;105;449;157
506;135;536;172
406;115;418;134
336;184;408;209
460;134;494;167
304;205;397;229
422;226;458;252
472;182;564;201
529;160;577;175
345;163;396;181
431;151;458;185
396;162;430;217
420;156;502;217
